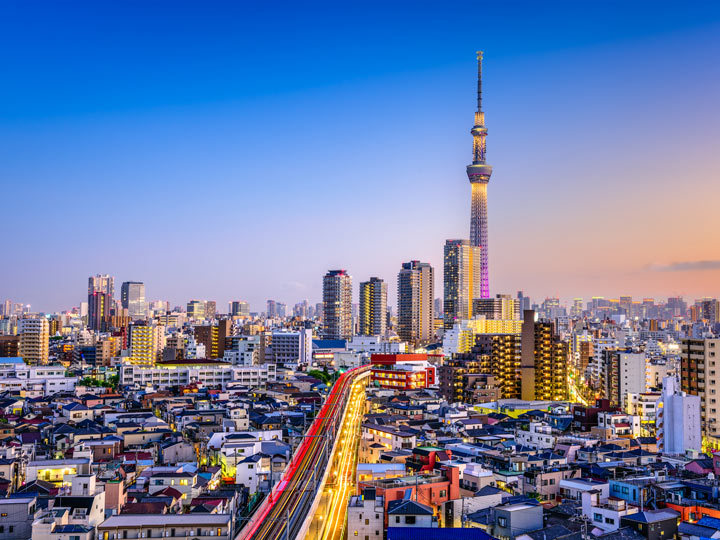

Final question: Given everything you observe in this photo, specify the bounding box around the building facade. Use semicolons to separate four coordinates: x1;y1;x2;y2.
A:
443;239;481;329
359;277;387;337
397;261;434;345
680;338;720;446
120;281;146;318
18;318;49;365
322;270;353;340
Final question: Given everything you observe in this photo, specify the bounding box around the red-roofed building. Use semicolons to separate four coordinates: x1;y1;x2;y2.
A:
371;354;436;390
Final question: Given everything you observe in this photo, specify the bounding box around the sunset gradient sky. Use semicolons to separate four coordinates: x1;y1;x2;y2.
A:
1;1;719;312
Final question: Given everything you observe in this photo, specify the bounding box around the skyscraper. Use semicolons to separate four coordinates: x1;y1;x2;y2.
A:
88;274;114;330
359;277;387;337
229;301;250;317
322;270;353;340
88;274;114;301
121;281;146;319
88;291;111;331
443;239;480;329
466;52;492;299
397;261;434;345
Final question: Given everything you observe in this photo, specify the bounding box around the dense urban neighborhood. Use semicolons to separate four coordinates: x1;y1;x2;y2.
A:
0;289;719;540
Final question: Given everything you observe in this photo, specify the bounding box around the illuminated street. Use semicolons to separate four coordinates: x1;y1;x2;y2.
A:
307;376;368;540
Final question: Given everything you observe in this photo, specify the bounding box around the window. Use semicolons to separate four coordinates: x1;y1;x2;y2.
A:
498;517;508;527
365;519;369;525
8;528;13;534
217;529;222;537
395;517;400;524
605;518;615;524
594;514;602;522
405;516;416;525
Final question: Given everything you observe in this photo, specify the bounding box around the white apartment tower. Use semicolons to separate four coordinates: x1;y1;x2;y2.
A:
657;376;701;455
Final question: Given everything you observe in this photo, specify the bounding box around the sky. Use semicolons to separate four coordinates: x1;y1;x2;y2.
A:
1;1;720;313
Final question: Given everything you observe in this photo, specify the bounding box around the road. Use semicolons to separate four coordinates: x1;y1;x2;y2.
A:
307;372;367;540
237;365;369;540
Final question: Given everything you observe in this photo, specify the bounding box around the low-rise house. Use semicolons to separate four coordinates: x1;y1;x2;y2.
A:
387;499;437;528
491;501;544;540
347;487;385;540
0;496;38;539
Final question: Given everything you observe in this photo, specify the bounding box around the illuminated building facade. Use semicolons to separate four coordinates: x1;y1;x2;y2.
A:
473;293;520;321
520;310;570;401
18;318;49;365
466;52;492;299
129;323;166;366
194;319;232;360
88;291;111;331
322;269;353;340
359;277;387;337
443;239;480;329
370;354;436;390
397;261;434;345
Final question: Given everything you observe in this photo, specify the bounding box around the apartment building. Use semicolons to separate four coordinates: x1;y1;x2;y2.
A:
680;338;720;447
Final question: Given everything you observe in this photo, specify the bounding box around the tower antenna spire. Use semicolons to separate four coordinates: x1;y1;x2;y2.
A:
476;51;483;113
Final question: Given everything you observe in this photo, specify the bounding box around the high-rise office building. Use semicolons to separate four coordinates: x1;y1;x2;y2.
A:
18;318;49;365
121;281;146;319
466;52;492;299
473;294;520;321
88;291;111;331
520;310;569;401
229;301;250;317
359;277;387;337
88;274;114;330
205;301;217;320
517;291;530;313
322;270;353;340
397;261;434;345
187;300;206;320
267;300;278;318
443;239;481;329
88;274;114;300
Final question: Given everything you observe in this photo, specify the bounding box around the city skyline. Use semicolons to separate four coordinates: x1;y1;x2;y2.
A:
2;2;720;312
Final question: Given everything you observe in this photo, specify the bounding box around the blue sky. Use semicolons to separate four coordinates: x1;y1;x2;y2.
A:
2;1;720;312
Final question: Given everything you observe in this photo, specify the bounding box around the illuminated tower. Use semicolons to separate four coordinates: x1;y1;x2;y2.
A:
467;51;492;298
